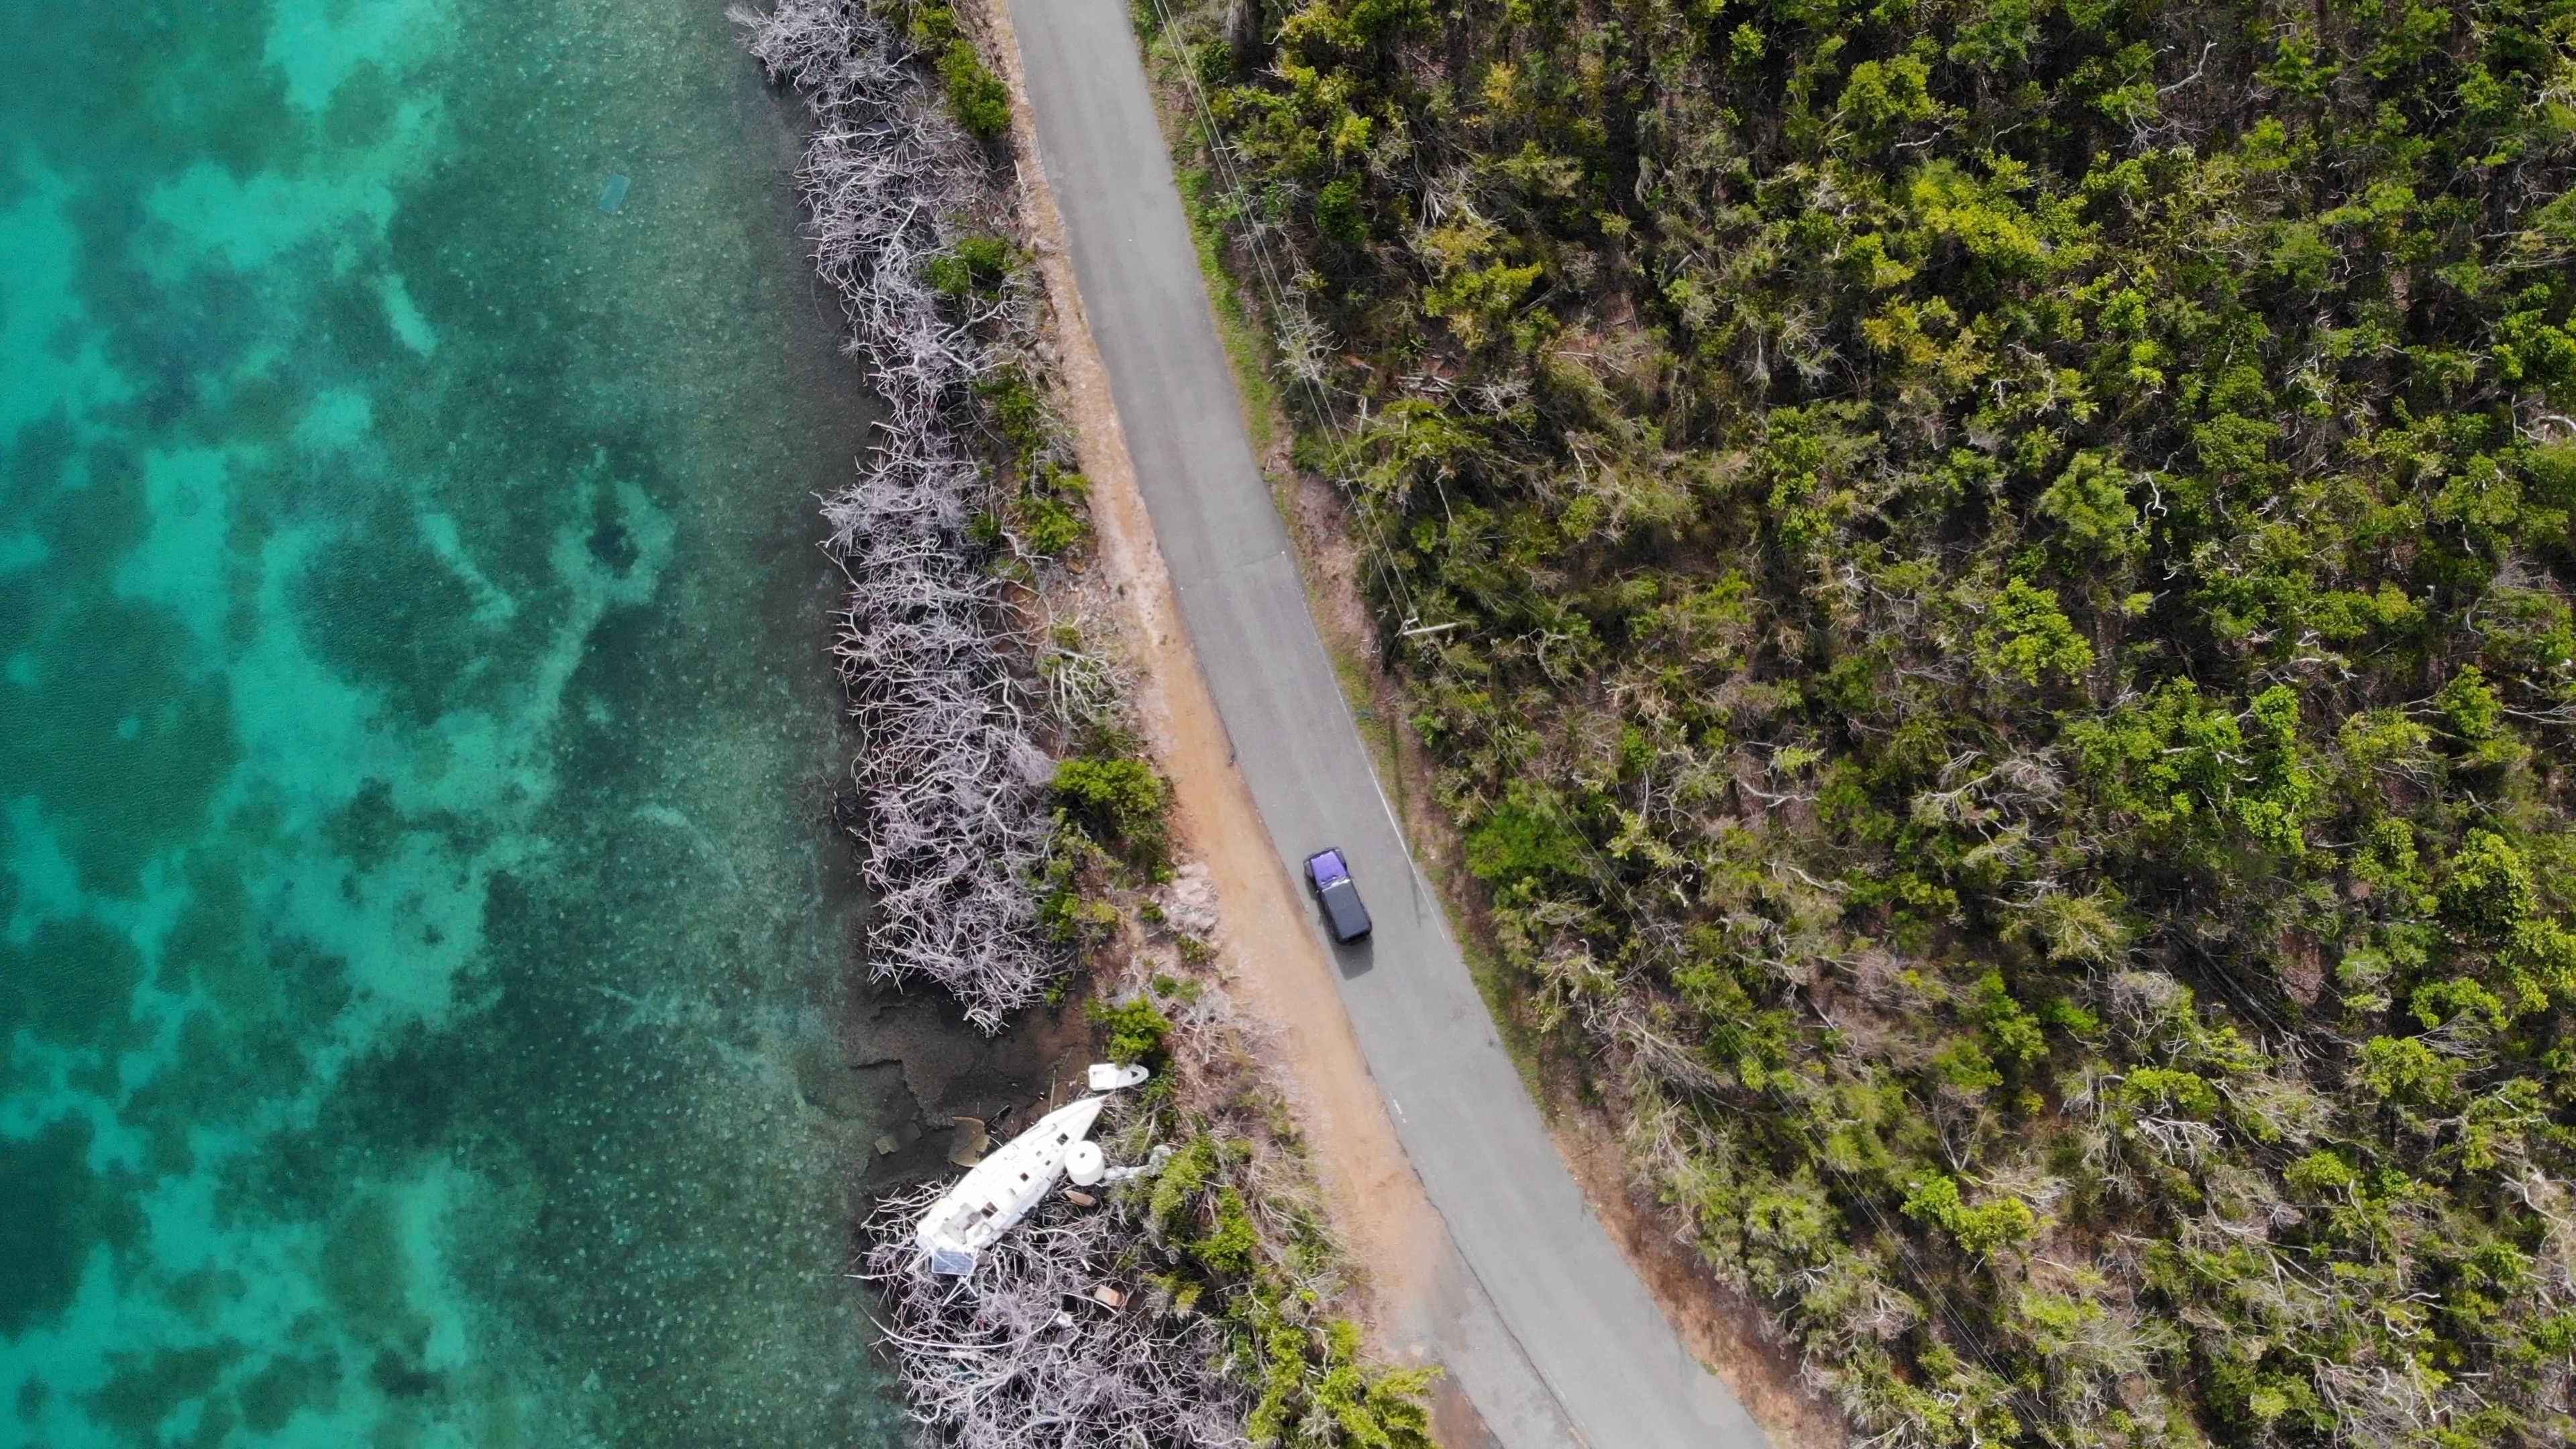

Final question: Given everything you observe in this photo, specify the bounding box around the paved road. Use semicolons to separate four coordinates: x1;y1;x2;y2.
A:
1004;3;1773;1446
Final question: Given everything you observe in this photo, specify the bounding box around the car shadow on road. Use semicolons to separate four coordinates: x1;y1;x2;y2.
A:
1331;934;1375;980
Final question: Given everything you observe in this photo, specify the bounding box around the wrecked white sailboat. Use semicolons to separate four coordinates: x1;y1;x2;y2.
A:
914;1065;1150;1275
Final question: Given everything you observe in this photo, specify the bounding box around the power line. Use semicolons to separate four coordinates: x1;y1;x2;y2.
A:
1134;0;1426;630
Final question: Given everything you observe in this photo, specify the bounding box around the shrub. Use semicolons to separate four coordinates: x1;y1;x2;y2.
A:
1087;992;1173;1066
1462;783;1585;893
1902;1175;2039;1256
1019;492;1085;554
1191;1187;1260;1275
1974;579;2094;687
1316;176;1366;244
938;39;1010;140
1053;755;1166;839
2440;830;2536;945
1018;467;1091;555
925;233;1012;297
973;366;1048;455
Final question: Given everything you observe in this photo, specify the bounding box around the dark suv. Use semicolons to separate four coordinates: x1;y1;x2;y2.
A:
1303;849;1375;943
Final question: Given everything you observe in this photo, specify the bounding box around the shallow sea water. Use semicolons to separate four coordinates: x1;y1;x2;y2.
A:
1;0;908;1443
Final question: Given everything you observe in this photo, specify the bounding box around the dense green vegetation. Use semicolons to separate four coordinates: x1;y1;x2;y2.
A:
1171;1189;1443;1448
1104;1022;1443;1449
1154;0;2576;1441
909;0;1012;138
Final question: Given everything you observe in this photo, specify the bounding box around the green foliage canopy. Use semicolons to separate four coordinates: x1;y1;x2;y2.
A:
1163;0;2576;1439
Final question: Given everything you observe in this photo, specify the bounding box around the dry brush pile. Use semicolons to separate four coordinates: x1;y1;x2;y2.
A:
855;910;1436;1449
743;0;1058;1031
857;1181;1250;1448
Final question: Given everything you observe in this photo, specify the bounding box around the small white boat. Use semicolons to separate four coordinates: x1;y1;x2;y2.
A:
915;1094;1108;1273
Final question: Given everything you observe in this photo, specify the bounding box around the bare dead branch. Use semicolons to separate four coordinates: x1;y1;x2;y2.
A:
743;0;1064;1029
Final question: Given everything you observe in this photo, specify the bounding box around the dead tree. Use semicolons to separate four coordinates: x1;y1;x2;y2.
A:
858;1182;1250;1449
741;0;1063;1029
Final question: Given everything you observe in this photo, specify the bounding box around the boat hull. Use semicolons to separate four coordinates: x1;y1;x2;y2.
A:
914;1095;1109;1263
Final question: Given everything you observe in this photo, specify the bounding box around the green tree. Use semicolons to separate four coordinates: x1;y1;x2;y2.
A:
1974;580;2094;687
1054;755;1167;840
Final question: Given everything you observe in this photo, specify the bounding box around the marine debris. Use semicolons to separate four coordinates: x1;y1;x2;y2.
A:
1087;1063;1150;1091
916;1092;1108;1271
945;1116;989;1167
915;1071;1173;1274
861;1177;1248;1449
741;0;1059;1031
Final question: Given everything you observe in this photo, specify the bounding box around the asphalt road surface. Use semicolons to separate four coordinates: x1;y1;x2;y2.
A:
1005;3;1774;1446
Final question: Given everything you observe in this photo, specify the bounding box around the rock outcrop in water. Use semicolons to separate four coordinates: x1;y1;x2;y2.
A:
742;0;1060;1032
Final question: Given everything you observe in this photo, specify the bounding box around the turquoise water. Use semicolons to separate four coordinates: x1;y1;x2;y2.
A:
0;0;909;1442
